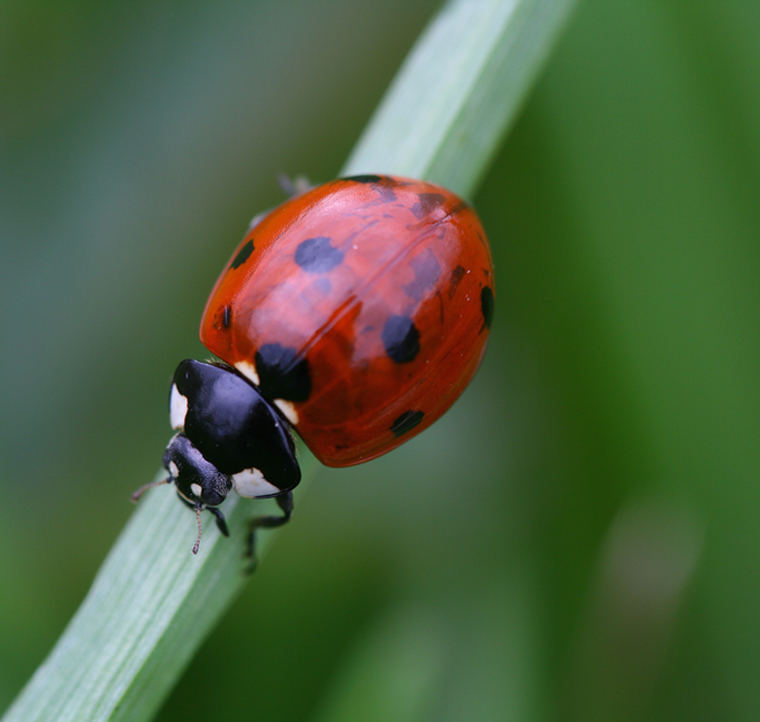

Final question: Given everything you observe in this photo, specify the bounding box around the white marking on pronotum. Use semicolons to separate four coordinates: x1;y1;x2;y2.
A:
169;384;189;429
274;399;299;425
231;467;280;498
168;461;180;479
234;360;260;386
190;483;203;498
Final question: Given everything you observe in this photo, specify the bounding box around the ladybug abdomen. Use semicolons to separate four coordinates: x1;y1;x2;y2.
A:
200;176;493;466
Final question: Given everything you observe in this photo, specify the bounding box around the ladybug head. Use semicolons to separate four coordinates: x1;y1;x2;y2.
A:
163;433;232;508
161;433;232;553
131;433;231;554
131;359;299;555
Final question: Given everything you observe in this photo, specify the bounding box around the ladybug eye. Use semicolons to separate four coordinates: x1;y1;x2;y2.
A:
190;483;203;499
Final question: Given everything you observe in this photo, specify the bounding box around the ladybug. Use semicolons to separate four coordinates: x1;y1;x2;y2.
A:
133;175;494;555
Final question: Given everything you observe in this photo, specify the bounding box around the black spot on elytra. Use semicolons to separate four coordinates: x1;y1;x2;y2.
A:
449;199;470;216
403;249;441;301
382;315;420;364
481;286;494;329
410;193;446;220
341;174;400;203
222;305;231;328
341;174;384;184
448;265;466;298
255;344;311;402
231;239;254;269
295;236;344;273
390;410;424;437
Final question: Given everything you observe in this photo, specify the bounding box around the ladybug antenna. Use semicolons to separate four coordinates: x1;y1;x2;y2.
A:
131;477;170;503
192;505;203;555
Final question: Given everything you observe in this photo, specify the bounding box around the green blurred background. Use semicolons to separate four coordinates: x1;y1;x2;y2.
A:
2;0;759;719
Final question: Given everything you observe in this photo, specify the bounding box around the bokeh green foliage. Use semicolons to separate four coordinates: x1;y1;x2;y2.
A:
1;0;759;720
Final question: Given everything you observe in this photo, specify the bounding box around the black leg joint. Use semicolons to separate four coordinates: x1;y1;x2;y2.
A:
245;491;294;572
207;506;229;537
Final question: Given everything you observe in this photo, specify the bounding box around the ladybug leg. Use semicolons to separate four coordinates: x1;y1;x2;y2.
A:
247;210;269;231
245;491;294;572
207;506;229;537
248;176;312;229
277;172;312;197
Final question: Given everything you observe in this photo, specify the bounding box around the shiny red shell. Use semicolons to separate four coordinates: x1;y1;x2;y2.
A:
200;175;494;467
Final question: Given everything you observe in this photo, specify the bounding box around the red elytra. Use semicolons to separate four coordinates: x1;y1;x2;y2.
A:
200;174;494;467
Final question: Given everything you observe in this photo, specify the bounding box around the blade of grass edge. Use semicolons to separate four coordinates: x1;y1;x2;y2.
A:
344;0;577;198
2;0;576;719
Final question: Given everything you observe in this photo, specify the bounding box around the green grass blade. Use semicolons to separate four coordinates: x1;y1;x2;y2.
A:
2;0;575;719
344;0;577;196
2;458;312;722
